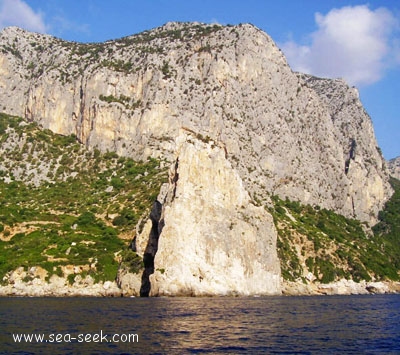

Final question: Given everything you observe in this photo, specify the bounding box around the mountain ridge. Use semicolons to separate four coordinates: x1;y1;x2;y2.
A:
0;22;398;295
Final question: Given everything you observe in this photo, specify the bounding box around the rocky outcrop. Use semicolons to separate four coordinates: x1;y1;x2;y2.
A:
282;279;400;296
142;132;281;296
116;268;142;297
0;267;121;297
388;157;400;180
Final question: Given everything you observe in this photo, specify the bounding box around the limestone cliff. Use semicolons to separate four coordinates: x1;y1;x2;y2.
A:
0;22;395;295
144;132;280;296
0;22;392;224
297;74;392;223
388;157;400;180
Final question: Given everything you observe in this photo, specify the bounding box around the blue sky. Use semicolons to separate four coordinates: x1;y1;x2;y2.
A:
1;0;399;159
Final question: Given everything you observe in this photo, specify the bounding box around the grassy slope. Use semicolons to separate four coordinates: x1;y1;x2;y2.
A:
0;113;167;284
270;178;400;283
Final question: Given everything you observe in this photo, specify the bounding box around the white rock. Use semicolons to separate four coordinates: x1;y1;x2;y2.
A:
147;135;281;296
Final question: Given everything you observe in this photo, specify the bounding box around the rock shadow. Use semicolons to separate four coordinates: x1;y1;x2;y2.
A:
139;200;163;297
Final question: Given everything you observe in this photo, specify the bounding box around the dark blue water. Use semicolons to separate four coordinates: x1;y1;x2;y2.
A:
0;294;399;354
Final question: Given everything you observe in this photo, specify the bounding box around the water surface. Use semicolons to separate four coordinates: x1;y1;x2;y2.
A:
0;294;399;354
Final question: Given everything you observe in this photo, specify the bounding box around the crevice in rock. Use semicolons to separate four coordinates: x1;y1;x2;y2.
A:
171;158;179;201
24;83;34;122
345;138;357;175
344;159;350;175
351;196;356;217
349;139;357;160
76;77;87;144
139;200;163;297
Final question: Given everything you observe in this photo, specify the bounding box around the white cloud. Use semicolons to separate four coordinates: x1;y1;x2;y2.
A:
281;5;399;86
0;0;47;33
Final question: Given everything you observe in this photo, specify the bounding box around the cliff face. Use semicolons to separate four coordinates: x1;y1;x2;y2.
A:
0;22;394;295
297;74;391;222
0;23;391;224
388;157;400;180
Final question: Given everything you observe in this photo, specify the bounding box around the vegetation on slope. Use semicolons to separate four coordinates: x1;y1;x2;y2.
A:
0;113;167;284
270;182;400;283
372;177;400;275
1;110;399;287
2;22;226;84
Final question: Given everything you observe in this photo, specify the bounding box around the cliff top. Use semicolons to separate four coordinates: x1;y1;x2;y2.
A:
0;21;281;81
0;21;264;45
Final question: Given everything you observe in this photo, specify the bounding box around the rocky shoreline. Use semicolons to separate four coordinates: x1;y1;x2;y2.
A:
0;275;122;297
1;275;399;297
282;279;400;296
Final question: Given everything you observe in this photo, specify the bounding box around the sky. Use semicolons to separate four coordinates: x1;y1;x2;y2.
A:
0;0;399;159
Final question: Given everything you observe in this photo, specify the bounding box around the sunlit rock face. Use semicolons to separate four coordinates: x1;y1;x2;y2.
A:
147;133;281;296
388;157;400;180
0;22;393;295
0;23;391;224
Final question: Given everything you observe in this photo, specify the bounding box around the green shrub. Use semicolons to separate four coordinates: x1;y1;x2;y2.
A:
76;211;97;226
120;249;143;274
112;208;137;227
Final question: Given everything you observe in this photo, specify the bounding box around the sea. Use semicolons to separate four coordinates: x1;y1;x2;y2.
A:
0;294;399;354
